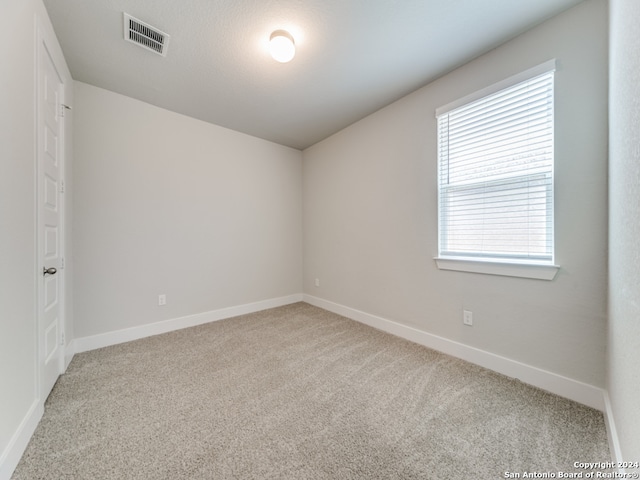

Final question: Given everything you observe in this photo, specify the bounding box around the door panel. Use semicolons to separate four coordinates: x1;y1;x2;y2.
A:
44;319;58;363
44;176;58;211
44;275;57;310
44;227;58;258
44;125;58;165
38;35;64;400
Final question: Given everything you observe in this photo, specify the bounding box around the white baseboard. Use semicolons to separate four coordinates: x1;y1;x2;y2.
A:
603;391;624;466
74;294;303;353
64;339;76;369
0;400;43;480
303;294;605;411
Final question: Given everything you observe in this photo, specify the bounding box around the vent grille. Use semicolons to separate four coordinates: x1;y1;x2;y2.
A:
123;13;170;56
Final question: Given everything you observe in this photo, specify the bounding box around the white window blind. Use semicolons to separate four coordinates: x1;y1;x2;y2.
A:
437;64;555;264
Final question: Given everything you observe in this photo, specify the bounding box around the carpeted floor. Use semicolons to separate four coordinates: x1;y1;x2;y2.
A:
13;302;611;479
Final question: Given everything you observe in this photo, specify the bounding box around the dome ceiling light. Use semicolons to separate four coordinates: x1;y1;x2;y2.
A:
269;30;295;63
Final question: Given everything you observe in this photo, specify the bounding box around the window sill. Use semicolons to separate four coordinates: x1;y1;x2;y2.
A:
434;257;560;281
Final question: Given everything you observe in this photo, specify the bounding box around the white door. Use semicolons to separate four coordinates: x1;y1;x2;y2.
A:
37;33;65;401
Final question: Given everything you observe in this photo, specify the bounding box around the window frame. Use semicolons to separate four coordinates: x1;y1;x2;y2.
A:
434;60;560;281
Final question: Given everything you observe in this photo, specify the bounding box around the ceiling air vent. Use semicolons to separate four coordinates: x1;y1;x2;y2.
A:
123;13;170;56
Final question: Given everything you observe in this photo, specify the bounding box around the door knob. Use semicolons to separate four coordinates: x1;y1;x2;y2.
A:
43;267;57;276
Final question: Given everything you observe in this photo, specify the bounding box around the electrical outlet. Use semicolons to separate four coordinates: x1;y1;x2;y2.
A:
158;294;167;306
315;278;320;287
463;310;473;326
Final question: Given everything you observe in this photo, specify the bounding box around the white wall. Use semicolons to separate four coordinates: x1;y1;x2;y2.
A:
608;0;640;464
303;0;608;388
0;1;73;477
0;1;38;468
73;82;303;339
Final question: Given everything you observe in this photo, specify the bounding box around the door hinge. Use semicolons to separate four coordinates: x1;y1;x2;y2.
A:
60;180;65;193
60;332;65;346
60;104;72;118
61;257;65;270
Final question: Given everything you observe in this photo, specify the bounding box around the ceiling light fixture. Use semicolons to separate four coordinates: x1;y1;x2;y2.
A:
269;30;295;63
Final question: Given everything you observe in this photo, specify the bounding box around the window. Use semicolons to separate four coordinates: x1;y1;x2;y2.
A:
435;61;559;280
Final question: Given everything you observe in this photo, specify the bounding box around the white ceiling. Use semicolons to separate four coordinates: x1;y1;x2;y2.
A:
43;0;585;150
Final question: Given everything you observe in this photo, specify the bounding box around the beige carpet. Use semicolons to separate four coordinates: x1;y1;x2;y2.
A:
13;302;610;479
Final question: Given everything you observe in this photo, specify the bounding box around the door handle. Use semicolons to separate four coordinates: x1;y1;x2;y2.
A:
43;267;57;276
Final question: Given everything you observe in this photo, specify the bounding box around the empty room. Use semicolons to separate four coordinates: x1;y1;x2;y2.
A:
1;0;638;478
